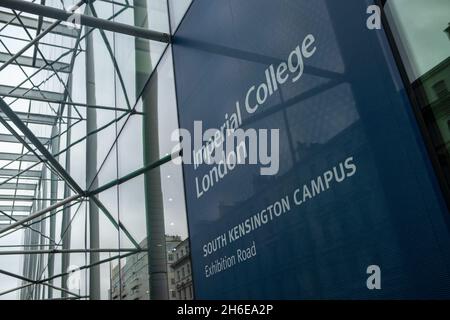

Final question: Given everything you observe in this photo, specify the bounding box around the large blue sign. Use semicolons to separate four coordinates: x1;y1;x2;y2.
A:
172;0;450;298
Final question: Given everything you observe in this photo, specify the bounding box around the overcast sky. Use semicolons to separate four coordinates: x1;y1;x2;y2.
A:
386;0;450;80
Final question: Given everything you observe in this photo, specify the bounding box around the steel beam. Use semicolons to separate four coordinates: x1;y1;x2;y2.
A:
0;194;81;234
0;0;171;42
47;124;59;299
0;84;64;102
0;209;57;246
0;269;81;298
13;11;79;127
0;90;128;112
0;110;66;126
138;8;168;296
0;10;78;38
2;176;59;182
0;248;144;255
0;32;80;52
88;152;176;196
0;196;63;201
31;0;47;69
0;215;27;221
0;182;36;190
0;205;31;211
0;168;42;178
60;84;72;298
0;111;60;126
0;244;61;247
85;9;100;299
88;4;131;110
0;133;49;145
38;251;136;285
0;152;39;162
0;97;84;196
0;18;61;74
21;223;32;299
0;52;70;73
0;162;42;186
0;195;34;201
28;202;39;299
36;166;47;299
0;268;34;283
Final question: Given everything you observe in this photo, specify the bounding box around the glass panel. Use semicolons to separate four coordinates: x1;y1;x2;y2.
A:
385;0;450;188
0;0;183;300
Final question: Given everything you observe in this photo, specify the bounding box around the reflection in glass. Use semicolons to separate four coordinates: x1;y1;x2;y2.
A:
385;0;450;189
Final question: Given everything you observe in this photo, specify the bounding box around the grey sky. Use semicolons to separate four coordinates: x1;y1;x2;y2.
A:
387;0;450;80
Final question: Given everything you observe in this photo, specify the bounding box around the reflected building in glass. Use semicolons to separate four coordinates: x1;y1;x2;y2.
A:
412;57;450;183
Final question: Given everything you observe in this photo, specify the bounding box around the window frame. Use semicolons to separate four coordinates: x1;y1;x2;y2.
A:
378;0;450;211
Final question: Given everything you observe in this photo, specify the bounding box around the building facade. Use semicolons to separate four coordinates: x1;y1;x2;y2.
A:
171;238;193;300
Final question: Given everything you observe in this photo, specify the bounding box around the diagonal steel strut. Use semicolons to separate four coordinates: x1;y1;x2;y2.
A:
0;0;171;42
0;98;140;248
0;97;84;195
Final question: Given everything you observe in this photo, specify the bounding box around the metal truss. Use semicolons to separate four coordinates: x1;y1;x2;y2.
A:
0;0;174;300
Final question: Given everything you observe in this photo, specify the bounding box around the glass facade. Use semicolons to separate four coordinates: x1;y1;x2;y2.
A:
385;0;450;198
0;0;192;300
0;0;449;300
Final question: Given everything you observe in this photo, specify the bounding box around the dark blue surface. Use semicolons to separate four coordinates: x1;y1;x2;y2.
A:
172;0;450;299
